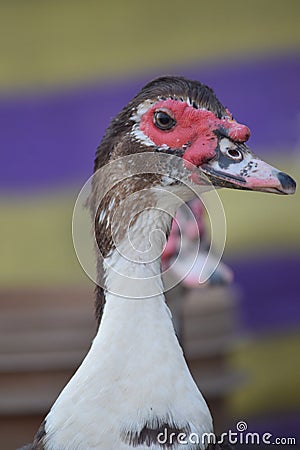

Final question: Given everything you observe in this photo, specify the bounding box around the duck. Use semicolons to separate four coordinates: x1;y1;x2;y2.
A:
21;76;296;450
161;198;234;288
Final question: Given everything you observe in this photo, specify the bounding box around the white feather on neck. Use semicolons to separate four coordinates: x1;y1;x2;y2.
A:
44;204;212;450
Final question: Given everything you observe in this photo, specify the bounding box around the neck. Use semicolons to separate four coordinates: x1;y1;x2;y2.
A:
44;199;212;450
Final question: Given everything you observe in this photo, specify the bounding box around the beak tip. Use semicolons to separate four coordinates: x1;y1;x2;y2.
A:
277;172;297;195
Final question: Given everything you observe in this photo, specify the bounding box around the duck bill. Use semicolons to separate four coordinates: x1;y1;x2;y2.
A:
200;139;296;195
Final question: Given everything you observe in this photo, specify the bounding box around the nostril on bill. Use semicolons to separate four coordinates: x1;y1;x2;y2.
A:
277;172;297;194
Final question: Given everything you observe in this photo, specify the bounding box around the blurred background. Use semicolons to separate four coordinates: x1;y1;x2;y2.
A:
0;1;299;448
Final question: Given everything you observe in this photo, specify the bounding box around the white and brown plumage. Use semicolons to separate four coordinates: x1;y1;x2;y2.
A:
21;76;296;450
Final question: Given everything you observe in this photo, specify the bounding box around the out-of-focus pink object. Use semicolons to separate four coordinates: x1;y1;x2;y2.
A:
162;199;233;287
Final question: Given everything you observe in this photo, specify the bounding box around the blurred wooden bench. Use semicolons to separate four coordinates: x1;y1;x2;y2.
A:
0;285;241;449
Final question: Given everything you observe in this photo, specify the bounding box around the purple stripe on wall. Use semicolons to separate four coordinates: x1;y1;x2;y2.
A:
234;413;300;446
229;254;300;333
1;54;299;190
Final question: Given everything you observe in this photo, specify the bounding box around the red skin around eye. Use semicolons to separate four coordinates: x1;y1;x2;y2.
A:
139;99;250;167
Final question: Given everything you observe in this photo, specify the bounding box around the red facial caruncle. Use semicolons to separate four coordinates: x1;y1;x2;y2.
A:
139;99;250;167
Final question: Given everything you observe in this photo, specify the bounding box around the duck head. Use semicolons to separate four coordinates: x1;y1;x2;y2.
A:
97;76;295;195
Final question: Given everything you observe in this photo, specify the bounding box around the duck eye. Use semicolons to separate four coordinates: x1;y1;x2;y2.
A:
226;148;243;161
154;111;176;130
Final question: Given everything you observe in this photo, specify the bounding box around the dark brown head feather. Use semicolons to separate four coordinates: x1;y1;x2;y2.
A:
93;76;227;173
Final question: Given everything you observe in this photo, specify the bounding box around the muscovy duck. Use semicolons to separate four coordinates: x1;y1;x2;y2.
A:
162;198;233;287
21;76;296;450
